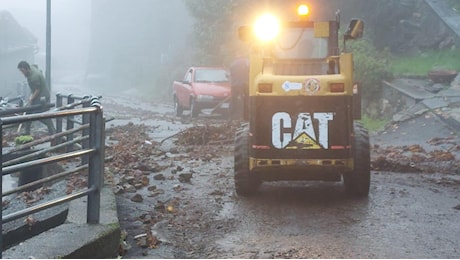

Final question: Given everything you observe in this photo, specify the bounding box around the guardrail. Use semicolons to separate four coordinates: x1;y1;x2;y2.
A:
0;95;105;256
55;94;103;164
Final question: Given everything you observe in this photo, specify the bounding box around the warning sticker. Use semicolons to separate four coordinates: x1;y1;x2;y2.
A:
287;132;321;149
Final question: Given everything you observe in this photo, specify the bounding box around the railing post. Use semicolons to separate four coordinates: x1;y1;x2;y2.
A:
56;93;63;144
66;94;75;152
87;98;104;224
81;96;90;165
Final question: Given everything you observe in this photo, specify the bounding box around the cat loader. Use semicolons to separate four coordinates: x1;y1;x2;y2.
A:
234;4;370;197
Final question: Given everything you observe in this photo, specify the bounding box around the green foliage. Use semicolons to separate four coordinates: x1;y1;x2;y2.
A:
449;0;460;12
184;0;234;65
389;49;460;76
361;115;389;132
184;0;260;66
15;135;34;145
347;39;393;103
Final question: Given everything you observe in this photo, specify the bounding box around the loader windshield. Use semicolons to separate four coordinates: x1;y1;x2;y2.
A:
274;28;328;60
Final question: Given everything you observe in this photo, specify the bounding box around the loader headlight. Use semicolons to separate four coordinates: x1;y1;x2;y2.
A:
258;83;273;93
297;4;309;17
254;13;280;42
330;83;345;93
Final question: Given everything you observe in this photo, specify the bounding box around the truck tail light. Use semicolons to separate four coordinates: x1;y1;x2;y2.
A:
330;83;345;93
258;83;273;93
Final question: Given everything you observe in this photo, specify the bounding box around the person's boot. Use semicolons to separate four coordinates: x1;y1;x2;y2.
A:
24;122;31;136
44;119;56;136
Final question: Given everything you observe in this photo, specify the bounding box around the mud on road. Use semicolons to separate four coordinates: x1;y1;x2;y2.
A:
102;96;460;259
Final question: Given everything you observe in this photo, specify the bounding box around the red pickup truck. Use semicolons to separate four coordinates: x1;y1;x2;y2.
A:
172;67;231;117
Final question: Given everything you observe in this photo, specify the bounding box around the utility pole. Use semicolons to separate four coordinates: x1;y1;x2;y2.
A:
46;0;51;99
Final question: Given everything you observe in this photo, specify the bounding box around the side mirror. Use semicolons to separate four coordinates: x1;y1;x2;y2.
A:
238;26;252;42
344;19;364;40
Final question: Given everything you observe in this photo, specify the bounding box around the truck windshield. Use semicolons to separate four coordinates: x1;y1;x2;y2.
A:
274;28;328;59
195;69;229;83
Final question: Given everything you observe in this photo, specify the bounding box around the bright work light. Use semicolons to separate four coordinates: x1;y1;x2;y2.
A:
254;13;281;42
297;4;309;17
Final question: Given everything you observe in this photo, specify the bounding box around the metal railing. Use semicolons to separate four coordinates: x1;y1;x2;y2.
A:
55;94;103;163
0;95;105;255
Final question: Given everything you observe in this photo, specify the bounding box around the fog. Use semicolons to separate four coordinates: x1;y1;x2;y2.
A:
1;0;192;99
1;0;91;75
87;0;192;98
0;0;380;101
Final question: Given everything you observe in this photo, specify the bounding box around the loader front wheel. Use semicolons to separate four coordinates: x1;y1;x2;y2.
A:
344;121;371;197
234;124;260;196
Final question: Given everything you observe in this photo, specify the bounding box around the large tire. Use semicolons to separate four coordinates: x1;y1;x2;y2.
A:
174;96;183;116
190;98;199;118
234;124;261;196
344;121;371;197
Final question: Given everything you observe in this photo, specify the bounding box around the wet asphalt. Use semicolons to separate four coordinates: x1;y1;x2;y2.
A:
106;93;460;258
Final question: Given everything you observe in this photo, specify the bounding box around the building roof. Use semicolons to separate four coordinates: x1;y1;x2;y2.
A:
0;10;37;54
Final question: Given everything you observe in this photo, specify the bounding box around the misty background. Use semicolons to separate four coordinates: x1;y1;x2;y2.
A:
1;0;91;79
1;0;362;101
1;0;192;99
1;0;455;103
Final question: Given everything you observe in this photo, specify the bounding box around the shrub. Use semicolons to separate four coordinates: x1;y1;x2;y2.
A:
15;135;34;145
347;39;393;108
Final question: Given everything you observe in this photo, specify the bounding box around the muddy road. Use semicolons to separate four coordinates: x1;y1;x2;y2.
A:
102;94;460;259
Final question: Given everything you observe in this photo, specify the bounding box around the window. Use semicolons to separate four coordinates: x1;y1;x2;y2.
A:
194;69;229;83
274;28;328;59
184;70;192;83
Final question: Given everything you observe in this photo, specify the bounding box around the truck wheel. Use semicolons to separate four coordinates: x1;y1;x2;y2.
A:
190;98;199;118
234;124;260;196
344;121;371;197
174;96;183;116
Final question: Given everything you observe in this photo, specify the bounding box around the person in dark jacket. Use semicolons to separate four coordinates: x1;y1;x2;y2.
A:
17;60;56;135
229;53;249;120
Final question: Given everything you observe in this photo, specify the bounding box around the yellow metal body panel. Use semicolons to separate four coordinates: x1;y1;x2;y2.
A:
314;22;330;38
248;52;355;97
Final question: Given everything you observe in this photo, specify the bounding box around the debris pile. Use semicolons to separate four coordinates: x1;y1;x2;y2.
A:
174;122;239;145
105;123;168;191
104;120;236;258
371;137;460;174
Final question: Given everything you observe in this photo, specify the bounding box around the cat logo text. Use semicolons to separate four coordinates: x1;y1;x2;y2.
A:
272;112;334;149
